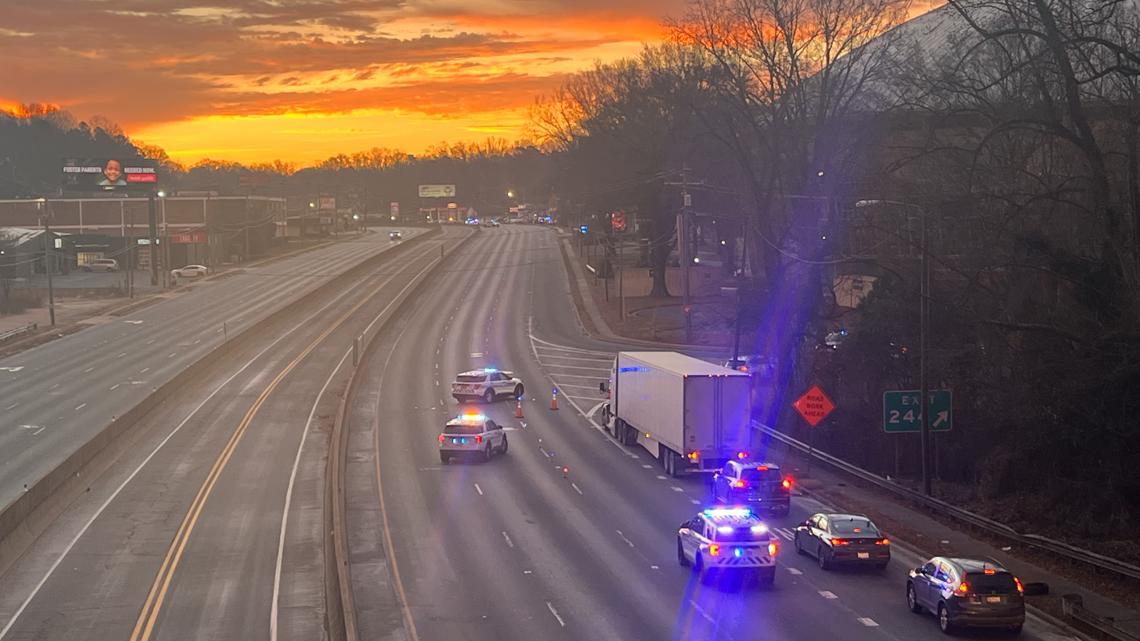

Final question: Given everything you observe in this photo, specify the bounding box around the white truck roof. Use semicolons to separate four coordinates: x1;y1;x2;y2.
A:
620;351;746;378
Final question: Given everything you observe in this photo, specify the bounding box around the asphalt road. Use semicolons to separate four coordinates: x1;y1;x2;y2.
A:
0;227;469;641
0;227;423;517
344;224;1079;641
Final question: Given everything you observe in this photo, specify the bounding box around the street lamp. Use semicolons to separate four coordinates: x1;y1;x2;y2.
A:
506;189;515;199
855;198;932;496
36;198;55;326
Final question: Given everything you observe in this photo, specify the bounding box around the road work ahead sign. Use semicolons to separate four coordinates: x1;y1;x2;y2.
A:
793;385;835;427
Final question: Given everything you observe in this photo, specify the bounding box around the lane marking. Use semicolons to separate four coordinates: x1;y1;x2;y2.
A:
690;499;701;504
110;384;121;391
642;464;653;469
671;486;684;493
49;383;59;390
656;475;667;480
819;590;838;599
83;367;94;373
147;339;156;345
545;602;566;627
502;531;514;548
570;482;583;495
118;353;127;359
787;567;803;575
857;617;879;627
5;403;17;410
270;349;351;641
586;401;606;417
688;599;715;623
474;483;484;496
167;353;176;359
74;403;87;411
539;447;552;458
140;367;150;374
616;530;635;548
650;565;660;570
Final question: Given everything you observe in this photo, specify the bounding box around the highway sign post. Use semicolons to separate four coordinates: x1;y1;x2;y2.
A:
793;385;835;476
883;390;952;433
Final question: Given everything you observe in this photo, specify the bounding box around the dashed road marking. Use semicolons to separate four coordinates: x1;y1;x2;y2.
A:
642;464;653;469
690;499;701;504
502;531;514;548
74;403;86;411
787;567;803;575
819;590;838;599
83;367;94;373
671;486;684;492
688;600;715;623
140;367;149;373
168;352;177;358
546;602;566;627
616;530;635;548
570;482;583;495
857;617;878;627
110;384;120;391
656;475;667;480
474;483;484;496
117;352;127;358
5;403;18;410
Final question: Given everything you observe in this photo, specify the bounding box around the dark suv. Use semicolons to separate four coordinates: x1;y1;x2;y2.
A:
906;557;1025;635
711;461;791;515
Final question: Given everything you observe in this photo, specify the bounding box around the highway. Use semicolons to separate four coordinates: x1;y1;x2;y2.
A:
0;227;425;517
0;227;458;641
342;224;1079;641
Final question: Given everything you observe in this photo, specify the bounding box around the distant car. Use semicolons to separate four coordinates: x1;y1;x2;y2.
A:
712;461;792;515
677;507;778;586
907;557;1025;635
438;412;508;463
82;258;118;272
794;513;890;570
171;264;209;279
389;230;402;240
490;219;500;227
451;368;524;404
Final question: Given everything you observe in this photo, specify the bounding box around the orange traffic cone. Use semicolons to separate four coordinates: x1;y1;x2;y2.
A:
550;389;559;411
515;397;525;418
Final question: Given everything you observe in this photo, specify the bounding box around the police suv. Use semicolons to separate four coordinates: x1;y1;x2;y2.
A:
438;413;508;463
451;368;524;404
677;507;778;586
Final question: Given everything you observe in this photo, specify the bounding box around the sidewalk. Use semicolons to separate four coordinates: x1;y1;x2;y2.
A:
773;441;1140;640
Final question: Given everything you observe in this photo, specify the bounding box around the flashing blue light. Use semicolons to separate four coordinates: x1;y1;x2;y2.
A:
703;507;752;518
734;547;744;558
580;224;588;234
717;525;735;534
457;413;487;422
618;366;649;373
839;328;848;336
483;367;499;373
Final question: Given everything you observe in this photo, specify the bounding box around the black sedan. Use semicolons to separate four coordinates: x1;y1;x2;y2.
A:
793;513;890;570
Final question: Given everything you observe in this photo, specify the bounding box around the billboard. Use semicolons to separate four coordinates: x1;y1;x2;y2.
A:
419;184;456;198
318;196;336;211
62;158;158;192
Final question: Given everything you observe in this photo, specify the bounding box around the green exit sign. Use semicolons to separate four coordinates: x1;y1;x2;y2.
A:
883;390;952;433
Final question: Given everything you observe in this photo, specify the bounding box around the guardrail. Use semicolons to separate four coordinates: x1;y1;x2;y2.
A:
753;421;1140;583
0;323;37;343
1061;594;1140;641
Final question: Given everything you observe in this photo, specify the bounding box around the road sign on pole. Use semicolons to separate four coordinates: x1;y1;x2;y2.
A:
793;385;835;427
883;390;952;433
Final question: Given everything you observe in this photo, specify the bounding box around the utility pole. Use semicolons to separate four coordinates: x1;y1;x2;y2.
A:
243;196;251;262
680;166;692;343
128;208;135;298
40;200;55;326
919;208;931;497
618;226;625;323
148;192;159;286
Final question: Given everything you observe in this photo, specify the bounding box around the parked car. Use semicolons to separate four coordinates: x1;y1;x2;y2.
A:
171;265;209;279
82;258;119;272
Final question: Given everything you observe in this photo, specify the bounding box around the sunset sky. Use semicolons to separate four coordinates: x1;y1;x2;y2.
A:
0;0;943;166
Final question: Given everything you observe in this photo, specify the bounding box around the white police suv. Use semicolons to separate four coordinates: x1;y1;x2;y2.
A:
677;507;778;586
451;368;524;404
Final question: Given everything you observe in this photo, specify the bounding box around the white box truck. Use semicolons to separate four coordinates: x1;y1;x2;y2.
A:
600;351;752;476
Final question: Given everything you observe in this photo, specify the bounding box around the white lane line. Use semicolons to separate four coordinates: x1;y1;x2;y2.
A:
539;447;552;458
641;464;653;469
474;483;484;496
168;352;177;358
616;530;635;548
545;602;566;628
117;352;127;358
857;617;879;627
787;567;803;575
271;348;351;641
586;401;606;417
193;339;201;345
656;475;667;480
541;373;605;380
688;600;715;623
690;499;701;504
530;335;612;355
819;590;838;599
109;384;120;391
554;383;604;391
140;367;150;373
540;364;612;372
74;403;86;411
5;403;17;410
561;394;603;402
534;354;614;363
502;531;515;548
671;486;684;493
0;257;411;641
650;565;660;570
83;367;94;373
49;383;59;390
147;339;156;345
570;482;583;495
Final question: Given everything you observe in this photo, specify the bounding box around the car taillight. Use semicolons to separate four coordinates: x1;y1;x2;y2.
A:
830;538;850;546
1014;577;1024;595
732;480;746;489
781;478;792;490
768;541;778;556
708;544;721;557
736;451;748;460
957;582;970;596
475;435;483;444
875;538;890;545
438;434;445;443
687;451;699;462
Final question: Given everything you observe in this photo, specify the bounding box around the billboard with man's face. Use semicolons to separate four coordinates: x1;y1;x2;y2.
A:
61;158;158;192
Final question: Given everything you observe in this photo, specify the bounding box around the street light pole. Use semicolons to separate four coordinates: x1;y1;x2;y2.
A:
39;199;55;326
856;198;932;496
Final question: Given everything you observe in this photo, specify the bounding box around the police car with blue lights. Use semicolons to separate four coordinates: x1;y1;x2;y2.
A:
677;507;778;586
438;412;509;463
451;368;525;404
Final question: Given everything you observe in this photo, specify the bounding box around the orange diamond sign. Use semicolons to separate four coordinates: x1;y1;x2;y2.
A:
793;385;835;427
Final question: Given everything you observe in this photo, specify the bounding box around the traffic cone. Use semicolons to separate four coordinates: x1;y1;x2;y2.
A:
550;389;559;411
515;397;525;418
